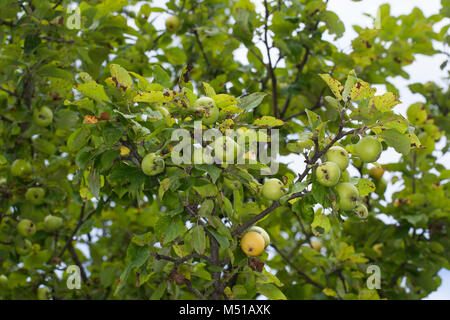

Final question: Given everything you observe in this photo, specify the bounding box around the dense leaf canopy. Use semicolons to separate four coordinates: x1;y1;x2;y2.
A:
0;0;448;300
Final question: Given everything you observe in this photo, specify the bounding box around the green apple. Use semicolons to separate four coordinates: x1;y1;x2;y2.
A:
407;103;427;125
224;177;241;190
340;170;350;182
37;286;51;300
0;275;7;287
316;162;341;187
33;106;53;127
141;153;165;176
375;178;387;196
212;136;242;163
17;219;36;237
369;167;384;180
261;178;284;201
16;239;32;255
248;226;270;247
354;203;369;219
44;215;63;231
165;15;180;32
11;159;32;177
326;146;349;170
25;187;45;205
193;97;219;125
335;182;359;211
355;136;382;163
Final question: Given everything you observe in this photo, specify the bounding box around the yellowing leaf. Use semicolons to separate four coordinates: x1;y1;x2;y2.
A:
350;80;377;101
120;146;130;156
202;82;216;97
134;91;171;103
323;288;337;297
320;74;344;100
311;210;331;236
75;81;110;103
110;64;132;89
84;115;98;124
212;94;237;109
372;92;401;112
252;116;284;127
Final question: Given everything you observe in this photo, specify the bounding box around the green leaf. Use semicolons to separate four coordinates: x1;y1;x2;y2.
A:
150;281;167;300
75;81;110;103
256;283;287;300
202;82;216;97
191;225;206;254
67;126;90;152
237;93;267;111
152;65;171;88
342;70;358;102
164;217;185;243
207;227;230;249
103;122;123;146
380;129;411;156
88;168;101;198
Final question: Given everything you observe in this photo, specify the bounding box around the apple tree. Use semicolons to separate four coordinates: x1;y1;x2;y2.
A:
0;0;448;300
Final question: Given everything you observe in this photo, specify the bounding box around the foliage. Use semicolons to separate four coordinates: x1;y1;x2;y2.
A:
0;0;448;300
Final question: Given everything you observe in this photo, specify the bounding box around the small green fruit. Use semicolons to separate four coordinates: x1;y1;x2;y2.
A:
316;162;341;187
355;136;382;163
261;178;284;201
224;177;241;190
11;159;32;177
340;170;350;182
335;182;359;211
212;136;242;163
354;203;369;219
16;239;32;255
407;103;427;125
165;15;180;32
37;286;51;300
33;107;53;127
193;97;219;125
44;215;63;231
0;275;8;287
326;146;349;170
25;187;45;205
17;219;36;237
141;153;165;176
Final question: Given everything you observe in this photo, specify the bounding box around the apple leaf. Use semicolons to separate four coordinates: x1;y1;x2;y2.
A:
350;80;377;101
237;92;267;111
356;178;376;196
311;209;331;236
191;225;206;254
380;129;411;156
110;64;132;89
320;74;344;100
253;116;284;127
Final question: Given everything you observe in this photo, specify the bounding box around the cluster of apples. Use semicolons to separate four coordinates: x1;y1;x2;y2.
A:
315;136;383;218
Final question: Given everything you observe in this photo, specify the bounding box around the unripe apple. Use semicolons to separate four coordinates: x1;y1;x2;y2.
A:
354;203;368;219
141;153;165;176
310;239;323;251
193;97;219;125
326;146;349;170
224;177;241;190
248;226;270;247
316;162;341;187
340;170;350;182
261;178;284;201
375;178;387;196
16;239;32;255
335;182;359;211
407;103;427;125
25;187;45;205
240;231;265;256
212;136;242;163
369;167;384;180
17;219;36;237
11;159;32;177
33;106;53;127
0;275;7;287
165;15;180;32
355;136;382;163
37;286;51;300
44;215;63;231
